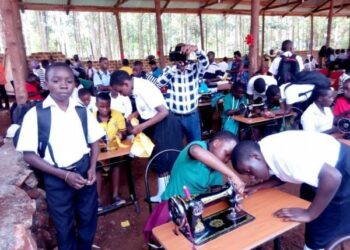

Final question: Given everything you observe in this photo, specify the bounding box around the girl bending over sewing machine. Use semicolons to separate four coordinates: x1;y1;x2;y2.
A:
144;131;244;247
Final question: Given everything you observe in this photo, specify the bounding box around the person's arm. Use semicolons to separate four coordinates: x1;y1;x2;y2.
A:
23;152;87;189
87;141;99;185
189;144;245;194
130;105;169;134
274;163;342;222
155;66;175;89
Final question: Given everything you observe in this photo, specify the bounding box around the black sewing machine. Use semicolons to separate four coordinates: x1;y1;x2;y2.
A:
239;103;265;118
338;118;350;139
168;183;254;245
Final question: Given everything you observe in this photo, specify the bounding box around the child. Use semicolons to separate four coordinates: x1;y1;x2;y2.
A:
94;92;127;208
333;78;350;117
265;85;281;111
16;62;105;249
78;88;96;113
110;70;183;202
145;131;245;244
231;131;350;250
109;85;133;119
301;87;335;133
246;75;278;103
222;83;248;135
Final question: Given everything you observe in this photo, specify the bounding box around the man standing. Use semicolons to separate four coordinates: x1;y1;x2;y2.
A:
93;57;110;93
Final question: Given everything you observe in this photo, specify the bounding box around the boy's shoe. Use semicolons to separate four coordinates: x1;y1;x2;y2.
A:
98;203;103;213
112;196;126;207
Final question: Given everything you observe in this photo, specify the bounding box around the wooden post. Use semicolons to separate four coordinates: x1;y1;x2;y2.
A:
309;14;314;55
154;0;165;68
326;0;334;47
115;11;124;60
260;12;265;70
249;0;260;76
0;0;28;104
199;12;205;51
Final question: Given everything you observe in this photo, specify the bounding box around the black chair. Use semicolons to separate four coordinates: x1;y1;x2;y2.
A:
325;235;350;250
144;149;180;214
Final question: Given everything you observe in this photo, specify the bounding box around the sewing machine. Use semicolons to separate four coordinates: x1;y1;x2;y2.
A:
239;103;265;118
338;118;350;139
168;183;254;245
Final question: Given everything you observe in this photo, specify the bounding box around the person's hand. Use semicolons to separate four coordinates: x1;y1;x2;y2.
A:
86;167;96;185
180;44;198;55
274;208;313;222
229;175;245;195
244;185;261;196
126;112;138;122
65;172;88;190
130;124;145;135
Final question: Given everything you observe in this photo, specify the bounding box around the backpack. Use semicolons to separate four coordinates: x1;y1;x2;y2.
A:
276;54;300;86
13;102;88;162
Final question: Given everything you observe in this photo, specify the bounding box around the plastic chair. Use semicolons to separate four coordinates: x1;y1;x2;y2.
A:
325;235;350;250
144;149;180;214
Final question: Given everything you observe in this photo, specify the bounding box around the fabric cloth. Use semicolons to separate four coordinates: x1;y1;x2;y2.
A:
259;131;340;187
144;201;170;243
338;72;350;95
153;50;209;114
247;75;278;101
120;66;133;75
268;51;304;75
93;70;111;87
110;93;132;118
94;109;126;150
333;96;350;116
222;93;248;135
161;141;223;201
43;154;98;250
132;77;168;120
301;103;334;132
16;95;105;168
130;133;155;158
280;82;315;105
0;63;6;85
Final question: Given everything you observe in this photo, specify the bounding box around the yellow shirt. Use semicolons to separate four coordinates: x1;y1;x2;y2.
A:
120;66;133;75
94;109;126;150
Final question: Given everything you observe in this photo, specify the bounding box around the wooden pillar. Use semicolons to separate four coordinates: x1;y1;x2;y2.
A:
326;0;334;47
115;11;124;60
309;14;314;54
154;0;165;68
249;0;260;76
260;12;265;70
199;12;205;51
0;0;28;104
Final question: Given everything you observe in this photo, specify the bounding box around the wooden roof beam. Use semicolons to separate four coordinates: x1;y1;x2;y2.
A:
335;0;347;14
66;0;71;15
114;0;128;8
261;0;276;11
316;2;350;13
161;0;171;15
282;1;303;18
201;0;218;9
262;0;300;11
229;0;242;9
305;0;328;17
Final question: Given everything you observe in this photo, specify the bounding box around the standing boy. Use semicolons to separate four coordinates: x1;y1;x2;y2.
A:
16;62;105;250
231;131;350;250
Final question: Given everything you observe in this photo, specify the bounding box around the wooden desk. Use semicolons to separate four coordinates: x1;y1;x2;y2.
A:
331;132;350;146
97;140;139;214
232;112;295;126
153;188;310;250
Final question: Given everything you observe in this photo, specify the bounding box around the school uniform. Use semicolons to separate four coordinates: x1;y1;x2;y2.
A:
110;93;132;118
17;95;105;250
259;131;350;249
222;93;248;135
301;103;334;132
268;51;304;76
280;83;315;105
93;70;110;88
132;77;183;175
247;75;277;101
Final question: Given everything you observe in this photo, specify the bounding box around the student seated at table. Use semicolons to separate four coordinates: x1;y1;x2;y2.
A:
144;131;245;245
265;85;281;111
94;92;127;209
301;87;336;133
333;78;350;118
246;75;277;103
231;131;350;250
222;83;248;135
78;88;96;113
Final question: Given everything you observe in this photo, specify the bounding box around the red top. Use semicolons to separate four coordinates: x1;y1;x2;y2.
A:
0;63;6;85
333;96;350;116
26;82;43;101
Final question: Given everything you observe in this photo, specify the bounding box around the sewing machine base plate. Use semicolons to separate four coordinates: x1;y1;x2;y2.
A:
182;209;255;245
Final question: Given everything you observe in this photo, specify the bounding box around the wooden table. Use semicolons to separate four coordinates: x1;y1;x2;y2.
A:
232;112;295;126
331;132;350;146
153;188;310;250
98;140;140;215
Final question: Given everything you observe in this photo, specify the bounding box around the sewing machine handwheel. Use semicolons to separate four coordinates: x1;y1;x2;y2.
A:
168;196;187;228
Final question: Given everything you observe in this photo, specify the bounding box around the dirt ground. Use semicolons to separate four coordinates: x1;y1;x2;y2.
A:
0;108;306;250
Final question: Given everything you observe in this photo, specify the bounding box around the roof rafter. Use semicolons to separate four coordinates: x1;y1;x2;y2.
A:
200;0;218;9
305;0;328;16
114;0;128;8
282;0;303;18
161;0;171;15
315;2;350;13
262;0;300;11
261;0;276;11
229;0;242;10
65;0;71;15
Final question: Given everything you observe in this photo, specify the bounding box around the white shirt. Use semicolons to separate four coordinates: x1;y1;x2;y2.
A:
280;83;315;105
268;51;304;75
259;131;340;187
70;85;84;101
79;96;97;113
110;93;132;118
16;96;105;168
93;70;110;87
218;61;228;72
247;75;277;100
301;102;334;133
132;77;168;120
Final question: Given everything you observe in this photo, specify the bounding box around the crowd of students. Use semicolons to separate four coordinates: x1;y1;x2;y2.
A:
8;39;350;250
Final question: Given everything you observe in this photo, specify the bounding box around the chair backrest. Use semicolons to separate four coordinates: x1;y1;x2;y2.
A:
325;235;350;250
144;149;180;214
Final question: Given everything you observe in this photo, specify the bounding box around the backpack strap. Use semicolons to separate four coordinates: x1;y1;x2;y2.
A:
75;106;88;146
36;102;52;159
